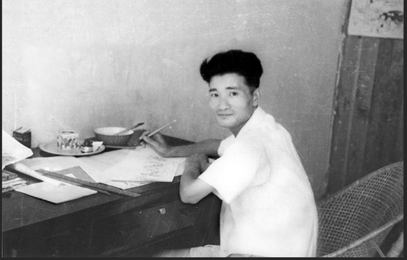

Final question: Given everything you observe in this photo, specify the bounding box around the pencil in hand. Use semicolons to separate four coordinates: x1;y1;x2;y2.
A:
139;120;176;140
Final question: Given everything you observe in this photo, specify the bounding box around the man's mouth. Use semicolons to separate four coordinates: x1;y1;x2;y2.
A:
217;113;233;117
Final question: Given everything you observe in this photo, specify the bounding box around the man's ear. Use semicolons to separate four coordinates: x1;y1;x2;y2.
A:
253;88;260;107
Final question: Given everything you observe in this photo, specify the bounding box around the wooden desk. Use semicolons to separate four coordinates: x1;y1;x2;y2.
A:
2;136;221;257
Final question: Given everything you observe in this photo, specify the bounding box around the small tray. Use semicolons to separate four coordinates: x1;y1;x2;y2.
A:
39;142;105;156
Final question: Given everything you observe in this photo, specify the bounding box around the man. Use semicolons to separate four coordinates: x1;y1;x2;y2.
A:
141;50;318;257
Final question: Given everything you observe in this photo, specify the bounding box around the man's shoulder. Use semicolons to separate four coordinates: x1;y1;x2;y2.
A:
229;133;265;155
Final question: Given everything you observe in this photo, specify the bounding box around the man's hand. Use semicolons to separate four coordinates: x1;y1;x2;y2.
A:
185;154;211;174
140;129;221;159
140;132;173;157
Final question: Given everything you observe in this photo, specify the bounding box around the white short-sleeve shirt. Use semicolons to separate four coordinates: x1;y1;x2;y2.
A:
199;107;318;257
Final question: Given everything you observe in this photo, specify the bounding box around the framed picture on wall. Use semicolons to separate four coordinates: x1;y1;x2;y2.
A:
348;0;403;39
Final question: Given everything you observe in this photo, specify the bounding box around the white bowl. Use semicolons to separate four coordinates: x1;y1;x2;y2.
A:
94;127;134;146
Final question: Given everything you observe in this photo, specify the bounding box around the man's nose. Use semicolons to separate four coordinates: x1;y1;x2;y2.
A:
218;97;230;109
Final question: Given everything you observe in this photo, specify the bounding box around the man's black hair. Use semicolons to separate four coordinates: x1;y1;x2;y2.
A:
200;49;263;89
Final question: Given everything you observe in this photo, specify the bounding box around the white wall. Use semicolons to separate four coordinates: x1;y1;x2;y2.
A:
2;0;350;198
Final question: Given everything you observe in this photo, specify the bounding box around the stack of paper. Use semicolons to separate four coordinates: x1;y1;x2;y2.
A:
19;146;186;190
77;146;186;189
2;170;28;192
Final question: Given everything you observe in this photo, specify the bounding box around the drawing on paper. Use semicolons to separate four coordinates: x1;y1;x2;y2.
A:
348;0;403;39
139;155;168;178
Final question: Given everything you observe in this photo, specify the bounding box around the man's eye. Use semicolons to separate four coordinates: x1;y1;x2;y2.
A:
230;92;238;96
210;93;218;97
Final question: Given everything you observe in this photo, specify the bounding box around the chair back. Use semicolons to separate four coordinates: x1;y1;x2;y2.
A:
316;161;404;257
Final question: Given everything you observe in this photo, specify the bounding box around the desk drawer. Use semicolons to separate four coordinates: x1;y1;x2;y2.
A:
2;188;221;257
90;200;203;256
2;215;90;257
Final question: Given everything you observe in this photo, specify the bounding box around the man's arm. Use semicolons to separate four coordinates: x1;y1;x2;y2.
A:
179;154;215;204
141;133;221;158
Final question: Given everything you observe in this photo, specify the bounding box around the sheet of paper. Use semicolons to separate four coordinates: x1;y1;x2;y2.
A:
76;149;134;182
15;177;97;204
19;146;186;190
22;156;89;171
2;130;33;170
77;146;186;189
175;159;186;177
20;156;101;181
110;147;183;182
102;156;186;190
102;179;153;190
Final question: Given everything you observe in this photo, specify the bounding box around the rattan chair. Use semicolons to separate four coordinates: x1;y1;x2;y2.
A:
317;161;403;257
228;161;404;257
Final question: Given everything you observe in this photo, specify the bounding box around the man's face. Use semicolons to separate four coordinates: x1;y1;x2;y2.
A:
208;73;259;136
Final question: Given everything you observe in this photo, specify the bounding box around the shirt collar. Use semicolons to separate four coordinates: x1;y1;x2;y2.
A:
236;106;266;137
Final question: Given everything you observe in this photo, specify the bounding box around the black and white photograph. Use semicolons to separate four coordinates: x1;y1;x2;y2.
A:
2;0;403;257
